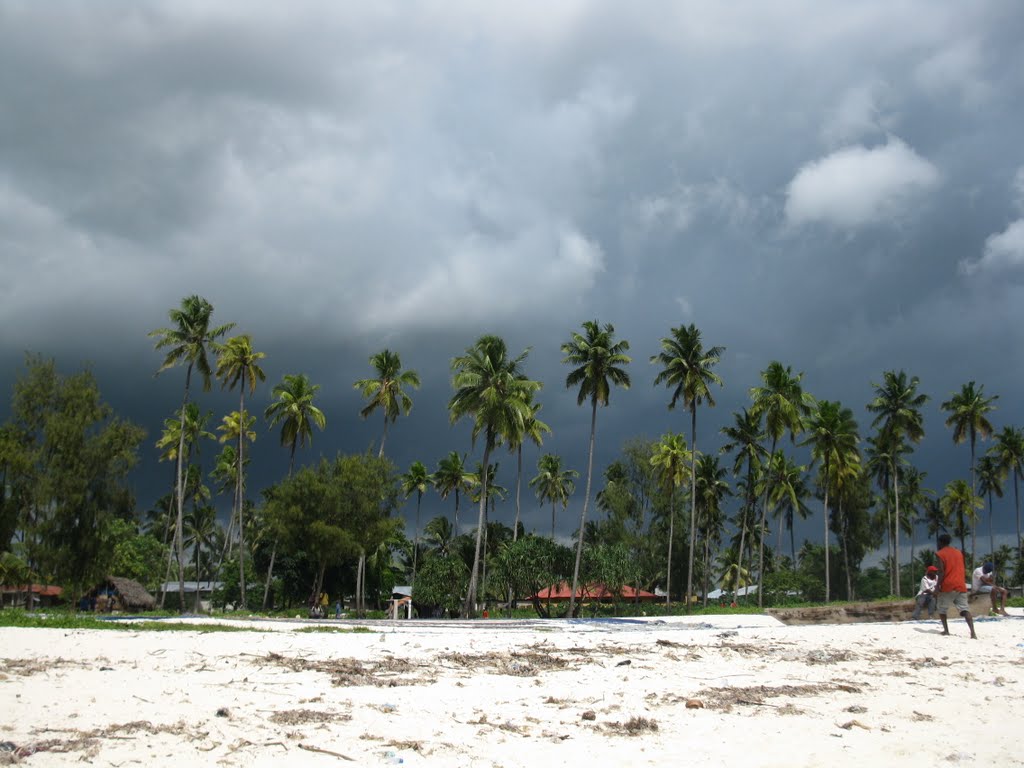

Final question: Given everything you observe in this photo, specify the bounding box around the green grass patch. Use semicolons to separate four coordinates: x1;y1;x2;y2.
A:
0;610;264;633
294;625;373;634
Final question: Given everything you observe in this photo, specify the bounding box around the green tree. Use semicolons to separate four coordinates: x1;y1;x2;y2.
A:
562;320;631;617
651;323;724;610
802;400;859;602
695;454;730;605
990;425;1024;575
215;406;259;606
508;394;550;542
149;295;234;611
976;455;1004;562
650;433;690;606
434;451;473;532
449;335;540;616
354;349;421;459
866;370;928;597
719;408;767;604
940;479;983;565
529;453;578;541
940;381;997;566
749;361;814;607
214;334;265;608
401;461;432;587
262;373;326;607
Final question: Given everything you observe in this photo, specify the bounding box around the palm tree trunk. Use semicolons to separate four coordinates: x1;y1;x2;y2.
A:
551;501;556;541
702;534;709;608
237;382;247;609
412;492;422;587
454;490;460;533
174;365;193;614
841;497;852;600
987;490;994;559
969;432;976;569
379;414;388;459
823;456;830;603
462;441;491;617
757;439;778;609
666;490;674;608
686;405;698;613
1015;468;1022;587
194;539;203;613
158;474;176;609
569;400;598;619
514;446;522;541
261;541;277;610
735;460;754;604
893;464;900;597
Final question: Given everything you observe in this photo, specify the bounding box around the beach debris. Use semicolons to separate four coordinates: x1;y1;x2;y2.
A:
604;716;659;736
845;705;867;714
581;711;597;721
838;720;870;730
616;659;632;667
685;699;705;709
688;682;862;712
656;639;683;648
298;743;355;761
944;752;976;763
216;707;231;718
269;709;351;725
912;711;933;722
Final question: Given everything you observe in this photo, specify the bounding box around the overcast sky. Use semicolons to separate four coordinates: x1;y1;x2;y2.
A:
2;2;1024;556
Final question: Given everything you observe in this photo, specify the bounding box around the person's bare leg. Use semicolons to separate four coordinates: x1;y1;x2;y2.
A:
998;588;1009;616
962;611;977;639
939;613;950;635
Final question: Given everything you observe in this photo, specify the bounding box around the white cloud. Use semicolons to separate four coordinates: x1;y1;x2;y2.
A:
821;83;891;145
914;38;990;106
785;139;940;228
959;219;1024;276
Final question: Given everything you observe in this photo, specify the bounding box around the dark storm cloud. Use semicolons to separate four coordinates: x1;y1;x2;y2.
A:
3;1;1024;544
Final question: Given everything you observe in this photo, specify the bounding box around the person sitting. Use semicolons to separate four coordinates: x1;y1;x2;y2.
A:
972;561;1010;617
912;565;939;620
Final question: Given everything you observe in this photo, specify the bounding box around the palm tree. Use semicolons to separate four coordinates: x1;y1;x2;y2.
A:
695;454;730;606
941;381;998;564
899;465;933;591
866;370;928;597
530;454;578;541
449;335;539;616
562;320;631;617
434;451;473;532
215;335;265;608
650;433;690;607
651;323;724;610
354;349;421;458
154;403;214;607
149;295;235;612
507;397;548;548
423;515;457;558
183;503;217;613
976;455;1004;563
265;373;326;475
262;372;326;607
749;361;815;607
720;408;767;604
940;480;983;560
761;454;812;570
401;461;432;587
802;400;859;602
991;426;1024;569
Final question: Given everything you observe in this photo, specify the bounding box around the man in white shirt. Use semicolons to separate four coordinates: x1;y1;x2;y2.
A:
971;562;1009;616
911;565;938;620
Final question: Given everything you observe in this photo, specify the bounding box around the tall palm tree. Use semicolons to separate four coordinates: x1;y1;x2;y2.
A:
215;335;265;608
802;400;859;602
865;429;909;594
940;480;983;559
749;361;815;607
354;349;421;458
650;433;690;606
976;455;1004;562
401;461;432;587
720;408;767;604
149;295;235;612
434;451;473;532
562;320;631;617
509;394;551;542
651;323;724;610
449;335;539;616
866;370;928;597
941;381;997;564
761;453;812;570
262;373;326;607
530;453;578;541
990;426;1024;568
695;454;730;606
899;465;932;590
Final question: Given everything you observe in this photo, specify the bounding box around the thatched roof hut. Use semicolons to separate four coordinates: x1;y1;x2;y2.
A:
93;576;156;612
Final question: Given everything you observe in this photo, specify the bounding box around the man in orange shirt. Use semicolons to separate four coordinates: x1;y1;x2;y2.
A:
935;533;977;639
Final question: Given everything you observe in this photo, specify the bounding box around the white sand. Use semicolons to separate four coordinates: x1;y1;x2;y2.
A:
1;611;1021;767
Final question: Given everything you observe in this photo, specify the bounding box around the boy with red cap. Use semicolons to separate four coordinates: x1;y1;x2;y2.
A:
911;565;939;620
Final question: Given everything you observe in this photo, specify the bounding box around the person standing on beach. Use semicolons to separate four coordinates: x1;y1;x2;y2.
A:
935;533;977;639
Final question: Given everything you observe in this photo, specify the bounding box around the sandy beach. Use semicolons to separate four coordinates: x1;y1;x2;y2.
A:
1;612;1021;767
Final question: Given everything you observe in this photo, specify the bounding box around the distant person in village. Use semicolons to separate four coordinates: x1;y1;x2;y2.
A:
334;599;342;619
911;565;939;620
320;591;329;616
972;561;1010;617
935;533;977;639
